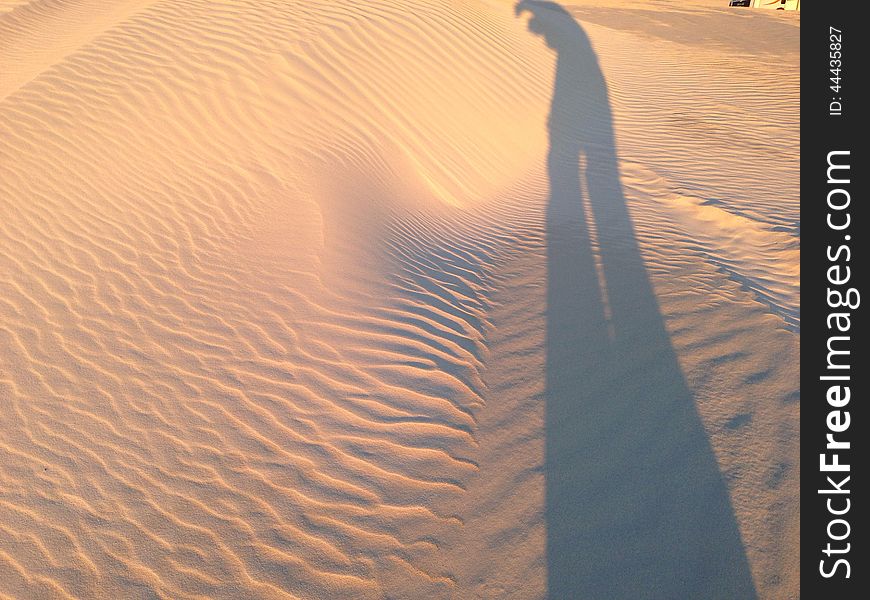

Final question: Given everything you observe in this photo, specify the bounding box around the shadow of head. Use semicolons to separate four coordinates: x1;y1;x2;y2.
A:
515;1;583;49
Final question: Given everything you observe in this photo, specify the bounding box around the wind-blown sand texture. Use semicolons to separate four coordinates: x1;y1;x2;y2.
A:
1;0;798;598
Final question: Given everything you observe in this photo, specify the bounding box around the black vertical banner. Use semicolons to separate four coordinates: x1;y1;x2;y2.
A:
802;2;866;597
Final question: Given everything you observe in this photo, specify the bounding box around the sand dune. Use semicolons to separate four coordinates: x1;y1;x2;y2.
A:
1;1;798;598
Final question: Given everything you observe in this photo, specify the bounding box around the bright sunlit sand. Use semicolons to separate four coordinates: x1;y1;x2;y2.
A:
1;0;798;598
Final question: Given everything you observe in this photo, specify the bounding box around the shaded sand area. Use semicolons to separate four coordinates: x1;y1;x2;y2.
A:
1;1;798;598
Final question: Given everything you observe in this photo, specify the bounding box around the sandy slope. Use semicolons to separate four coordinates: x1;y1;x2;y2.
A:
1;1;798;598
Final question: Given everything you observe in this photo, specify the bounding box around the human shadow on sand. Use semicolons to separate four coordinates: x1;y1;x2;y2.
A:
515;2;758;598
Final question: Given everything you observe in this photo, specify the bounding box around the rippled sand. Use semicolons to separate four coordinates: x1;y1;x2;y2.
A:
1;1;798;598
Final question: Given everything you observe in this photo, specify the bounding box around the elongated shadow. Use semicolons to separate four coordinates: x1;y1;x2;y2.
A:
515;2;758;597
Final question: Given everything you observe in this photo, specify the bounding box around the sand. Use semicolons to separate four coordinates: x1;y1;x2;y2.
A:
1;1;798;598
